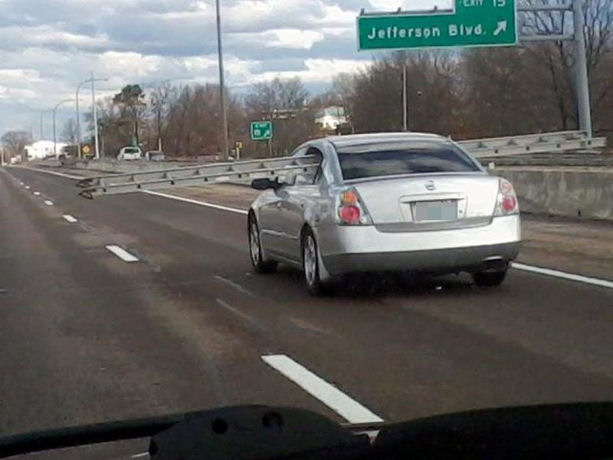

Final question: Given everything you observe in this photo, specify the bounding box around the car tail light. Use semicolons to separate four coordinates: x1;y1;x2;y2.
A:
336;188;372;225
494;179;519;216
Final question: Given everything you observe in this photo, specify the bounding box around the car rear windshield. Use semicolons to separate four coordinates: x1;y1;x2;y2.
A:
124;148;139;153
336;141;481;180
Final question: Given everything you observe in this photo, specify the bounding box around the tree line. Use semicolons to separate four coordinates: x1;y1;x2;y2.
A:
4;0;611;160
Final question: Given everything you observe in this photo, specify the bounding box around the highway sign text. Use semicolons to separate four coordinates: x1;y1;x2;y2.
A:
250;121;273;141
358;0;516;50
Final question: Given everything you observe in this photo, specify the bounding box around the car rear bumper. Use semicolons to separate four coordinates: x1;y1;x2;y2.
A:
317;215;521;275
322;242;520;275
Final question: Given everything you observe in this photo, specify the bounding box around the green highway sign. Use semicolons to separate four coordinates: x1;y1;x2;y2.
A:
250;121;273;141
357;0;517;51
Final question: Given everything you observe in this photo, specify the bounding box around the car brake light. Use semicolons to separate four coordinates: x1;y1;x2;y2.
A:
336;188;372;225
495;179;519;216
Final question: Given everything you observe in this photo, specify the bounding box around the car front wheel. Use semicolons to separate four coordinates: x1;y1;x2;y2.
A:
248;216;277;273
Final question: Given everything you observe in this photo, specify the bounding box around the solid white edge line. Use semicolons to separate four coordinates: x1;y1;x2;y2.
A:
105;245;139;263
143;190;248;215
63;214;78;223
44;200;54;206
511;262;613;290
131;453;149;458
262;354;383;424
16;166;83;180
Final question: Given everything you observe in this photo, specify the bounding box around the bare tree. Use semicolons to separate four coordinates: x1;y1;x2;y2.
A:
245;77;314;155
60;118;78;144
148;81;177;152
1;131;31;160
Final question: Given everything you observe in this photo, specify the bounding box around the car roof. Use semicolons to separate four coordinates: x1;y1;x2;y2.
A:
325;132;449;150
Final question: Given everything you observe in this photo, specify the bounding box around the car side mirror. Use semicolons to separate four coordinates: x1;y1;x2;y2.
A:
251;178;281;191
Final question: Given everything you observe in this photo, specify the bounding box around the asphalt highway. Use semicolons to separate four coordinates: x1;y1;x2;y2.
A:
2;166;613;457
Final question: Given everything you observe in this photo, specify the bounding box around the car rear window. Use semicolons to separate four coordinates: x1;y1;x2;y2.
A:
124;148;139;153
336;141;480;180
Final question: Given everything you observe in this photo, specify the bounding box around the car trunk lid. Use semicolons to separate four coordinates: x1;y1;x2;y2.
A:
351;174;499;229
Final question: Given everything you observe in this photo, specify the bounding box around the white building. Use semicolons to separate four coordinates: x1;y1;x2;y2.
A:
315;106;348;131
24;140;67;160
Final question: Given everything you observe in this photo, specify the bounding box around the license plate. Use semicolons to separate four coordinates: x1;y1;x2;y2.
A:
413;201;457;222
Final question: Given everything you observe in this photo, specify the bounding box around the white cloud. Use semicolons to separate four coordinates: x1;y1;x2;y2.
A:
252;58;368;84
1;0;448;133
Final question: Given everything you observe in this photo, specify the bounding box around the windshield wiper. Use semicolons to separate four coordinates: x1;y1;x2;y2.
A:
1;403;613;459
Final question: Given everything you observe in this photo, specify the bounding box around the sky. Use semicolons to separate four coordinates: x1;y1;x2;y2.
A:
0;0;448;137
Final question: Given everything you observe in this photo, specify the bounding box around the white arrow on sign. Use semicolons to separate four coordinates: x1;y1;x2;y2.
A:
493;21;507;36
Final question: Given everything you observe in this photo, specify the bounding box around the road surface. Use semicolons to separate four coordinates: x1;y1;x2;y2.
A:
1;166;613;457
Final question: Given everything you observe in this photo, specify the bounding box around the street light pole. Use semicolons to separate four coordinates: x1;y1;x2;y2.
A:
76;75;107;159
40;111;45;140
53;99;72;157
402;63;408;131
215;0;229;160
573;0;592;136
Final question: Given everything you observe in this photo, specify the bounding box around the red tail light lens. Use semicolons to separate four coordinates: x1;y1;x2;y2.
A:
495;179;519;216
502;196;517;213
335;187;372;225
339;205;361;224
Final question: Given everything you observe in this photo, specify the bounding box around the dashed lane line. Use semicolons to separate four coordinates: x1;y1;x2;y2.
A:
44;200;54;206
63;215;78;223
105;245;139;263
262;354;383;424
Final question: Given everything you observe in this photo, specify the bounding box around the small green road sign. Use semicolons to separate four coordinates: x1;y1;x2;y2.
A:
357;0;517;51
250;121;273;141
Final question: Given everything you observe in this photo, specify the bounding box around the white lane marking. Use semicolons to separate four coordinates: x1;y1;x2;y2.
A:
44;200;54;206
512;262;613;290
33;191;40;196
262;354;383;424
16;166;83;180
143;190;248;215
25;185;30;189
63;214;78;223
131;453;149;458
105;245;139;263
214;275;256;297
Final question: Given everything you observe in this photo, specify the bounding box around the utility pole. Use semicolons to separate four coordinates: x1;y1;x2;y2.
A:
215;0;230;160
402;63;408;131
573;0;592;136
91;72;100;159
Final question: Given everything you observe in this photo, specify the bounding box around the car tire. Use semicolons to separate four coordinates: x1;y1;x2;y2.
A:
248;215;277;274
473;269;508;287
302;228;333;296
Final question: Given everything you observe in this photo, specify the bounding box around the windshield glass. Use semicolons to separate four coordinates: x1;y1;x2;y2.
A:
1;0;612;456
337;141;480;180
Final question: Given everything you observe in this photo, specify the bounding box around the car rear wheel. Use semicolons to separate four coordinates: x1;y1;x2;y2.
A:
473;269;508;287
302;229;333;296
248;216;277;273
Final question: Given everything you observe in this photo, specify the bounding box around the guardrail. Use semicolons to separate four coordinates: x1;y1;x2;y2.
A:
457;130;607;158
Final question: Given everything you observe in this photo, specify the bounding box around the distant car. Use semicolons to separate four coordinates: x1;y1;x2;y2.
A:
248;132;521;295
117;146;142;161
145;150;165;161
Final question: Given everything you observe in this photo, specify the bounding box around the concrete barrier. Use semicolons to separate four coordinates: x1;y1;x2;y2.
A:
496;167;613;221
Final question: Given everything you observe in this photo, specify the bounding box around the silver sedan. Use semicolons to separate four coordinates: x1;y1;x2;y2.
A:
247;133;521;295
